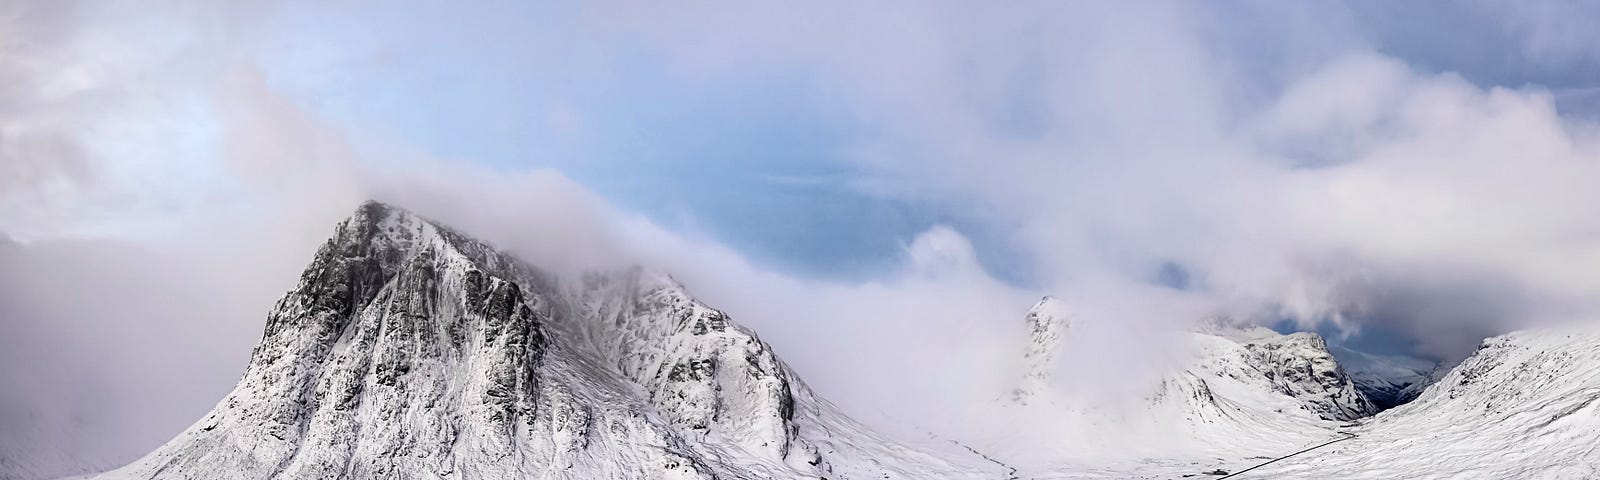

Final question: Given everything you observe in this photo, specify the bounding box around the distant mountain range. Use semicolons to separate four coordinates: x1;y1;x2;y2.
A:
1328;344;1438;410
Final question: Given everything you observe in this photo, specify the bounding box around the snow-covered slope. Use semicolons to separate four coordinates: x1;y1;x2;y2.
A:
1142;331;1362;446
0;413;116;480
1012;296;1068;404
97;201;1000;480
1245;322;1600;478
1130;327;1374;452
1060;322;1600;479
1010;307;1375;423
1394;361;1450;404
61;202;1600;479
971;293;1600;480
1329;345;1436;410
991;306;1375;476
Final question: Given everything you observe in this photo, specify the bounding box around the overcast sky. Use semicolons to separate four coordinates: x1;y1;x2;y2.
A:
6;0;1600;473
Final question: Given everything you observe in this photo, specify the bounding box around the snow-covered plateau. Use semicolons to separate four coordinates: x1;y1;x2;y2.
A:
11;201;1598;479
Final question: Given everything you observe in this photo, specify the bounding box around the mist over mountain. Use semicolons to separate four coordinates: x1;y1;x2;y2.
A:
58;204;1599;479
92;202;1002;479
9;1;1600;478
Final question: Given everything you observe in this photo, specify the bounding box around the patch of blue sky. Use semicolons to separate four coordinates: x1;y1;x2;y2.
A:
252;4;1037;284
1347;0;1600;121
246;0;1600;313
556;56;1033;283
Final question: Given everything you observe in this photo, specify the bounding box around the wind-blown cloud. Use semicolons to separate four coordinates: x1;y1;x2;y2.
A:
588;2;1600;359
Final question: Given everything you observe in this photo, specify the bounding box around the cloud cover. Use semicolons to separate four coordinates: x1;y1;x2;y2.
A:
5;0;1600;473
591;1;1600;357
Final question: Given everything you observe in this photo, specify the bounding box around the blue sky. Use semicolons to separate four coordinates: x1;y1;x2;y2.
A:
235;0;1600;289
244;3;1600;354
245;1;1036;281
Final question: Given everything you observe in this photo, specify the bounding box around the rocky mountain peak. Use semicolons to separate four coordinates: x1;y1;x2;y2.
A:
1187;319;1377;420
1013;296;1069;404
103;200;1000;480
139;200;554;478
1235;332;1378;421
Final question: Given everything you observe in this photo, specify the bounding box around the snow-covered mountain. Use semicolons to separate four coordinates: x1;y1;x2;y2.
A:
1032;321;1600;478
40;202;1600;479
1394;361;1450;404
1229;330;1378;421
1142;328;1372;445
1328;345;1437;409
96;201;1001;480
1246;322;1600;478
975;293;1600;480
1068;316;1376;422
991;306;1377;475
1134;326;1376;450
0;413;116;480
1011;296;1068;405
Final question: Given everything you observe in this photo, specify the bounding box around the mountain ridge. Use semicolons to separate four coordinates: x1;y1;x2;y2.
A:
51;201;1600;479
96;201;999;480
1242;322;1600;477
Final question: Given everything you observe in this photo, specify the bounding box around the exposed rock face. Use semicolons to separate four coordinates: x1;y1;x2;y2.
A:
1150;329;1373;428
1238;333;1378;421
569;270;815;466
1013;296;1068;404
100;201;998;480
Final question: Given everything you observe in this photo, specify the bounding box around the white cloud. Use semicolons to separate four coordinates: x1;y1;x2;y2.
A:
10;0;1600;472
584;3;1600;359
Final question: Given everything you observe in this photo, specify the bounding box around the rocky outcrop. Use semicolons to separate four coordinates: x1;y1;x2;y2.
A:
1239;333;1378;421
1013;296;1068;404
568;269;817;467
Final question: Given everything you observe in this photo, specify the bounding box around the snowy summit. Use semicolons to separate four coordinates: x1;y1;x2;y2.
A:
98;202;1003;479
